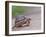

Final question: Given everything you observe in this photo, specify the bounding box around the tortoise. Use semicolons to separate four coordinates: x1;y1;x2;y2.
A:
15;15;31;27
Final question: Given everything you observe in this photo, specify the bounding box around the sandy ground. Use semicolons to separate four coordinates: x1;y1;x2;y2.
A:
12;12;41;31
12;7;41;31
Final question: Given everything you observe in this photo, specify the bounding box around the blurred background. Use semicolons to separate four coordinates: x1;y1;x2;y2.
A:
12;6;26;17
12;6;41;31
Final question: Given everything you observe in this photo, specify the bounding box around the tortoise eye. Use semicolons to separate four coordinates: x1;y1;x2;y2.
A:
29;18;31;20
